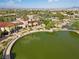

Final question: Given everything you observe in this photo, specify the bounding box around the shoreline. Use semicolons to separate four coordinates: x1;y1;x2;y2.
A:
2;28;79;59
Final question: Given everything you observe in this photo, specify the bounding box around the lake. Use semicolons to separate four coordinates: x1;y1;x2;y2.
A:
12;31;79;59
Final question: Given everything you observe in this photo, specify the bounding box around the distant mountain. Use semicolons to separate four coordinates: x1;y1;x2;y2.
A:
0;6;79;10
71;6;79;9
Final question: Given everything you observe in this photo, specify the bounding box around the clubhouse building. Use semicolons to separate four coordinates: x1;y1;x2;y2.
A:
0;22;17;37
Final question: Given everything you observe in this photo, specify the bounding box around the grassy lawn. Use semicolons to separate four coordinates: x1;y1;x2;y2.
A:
12;31;79;59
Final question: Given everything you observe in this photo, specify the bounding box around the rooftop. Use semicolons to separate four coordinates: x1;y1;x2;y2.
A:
0;22;16;27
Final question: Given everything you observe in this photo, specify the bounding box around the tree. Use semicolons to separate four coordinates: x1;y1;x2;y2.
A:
66;11;74;15
43;19;54;29
56;12;65;21
0;16;5;22
21;14;29;21
74;11;79;14
70;21;79;30
0;31;2;37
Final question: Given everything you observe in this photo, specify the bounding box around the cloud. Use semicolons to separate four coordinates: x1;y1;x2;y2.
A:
48;0;53;2
54;0;59;2
17;0;22;2
6;0;15;5
0;0;22;8
7;0;23;5
48;0;59;3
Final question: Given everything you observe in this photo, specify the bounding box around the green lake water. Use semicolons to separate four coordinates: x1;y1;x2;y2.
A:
12;31;79;59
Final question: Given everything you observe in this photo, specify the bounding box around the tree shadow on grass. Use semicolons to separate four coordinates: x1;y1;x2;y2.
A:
0;51;2;59
10;52;16;59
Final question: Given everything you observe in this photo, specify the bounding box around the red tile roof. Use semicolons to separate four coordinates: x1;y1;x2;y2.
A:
0;22;16;27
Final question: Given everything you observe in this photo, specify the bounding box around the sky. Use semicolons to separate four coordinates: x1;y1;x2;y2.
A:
0;0;79;8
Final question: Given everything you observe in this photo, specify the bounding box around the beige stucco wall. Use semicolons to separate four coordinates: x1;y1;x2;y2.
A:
0;26;15;32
